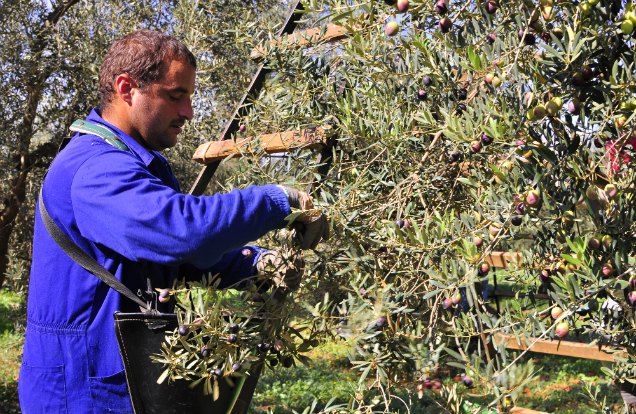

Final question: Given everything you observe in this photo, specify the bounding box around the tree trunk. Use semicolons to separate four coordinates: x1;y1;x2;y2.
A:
0;0;80;288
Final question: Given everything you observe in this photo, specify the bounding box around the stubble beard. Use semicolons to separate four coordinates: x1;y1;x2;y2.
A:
131;105;176;152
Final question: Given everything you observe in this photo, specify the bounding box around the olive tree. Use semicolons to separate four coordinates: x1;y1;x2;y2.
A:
162;0;636;412
0;0;291;289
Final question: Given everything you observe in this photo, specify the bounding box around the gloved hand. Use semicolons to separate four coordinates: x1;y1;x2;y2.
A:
277;186;331;250
256;250;305;291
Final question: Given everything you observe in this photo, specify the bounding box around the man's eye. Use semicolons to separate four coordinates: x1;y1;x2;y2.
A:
169;95;179;101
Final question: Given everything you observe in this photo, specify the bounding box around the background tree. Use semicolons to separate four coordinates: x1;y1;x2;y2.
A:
0;0;292;288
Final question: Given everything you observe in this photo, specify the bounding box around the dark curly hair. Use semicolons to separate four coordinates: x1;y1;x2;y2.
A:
99;30;196;109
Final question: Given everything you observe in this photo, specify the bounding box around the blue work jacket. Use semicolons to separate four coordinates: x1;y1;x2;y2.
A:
19;109;291;413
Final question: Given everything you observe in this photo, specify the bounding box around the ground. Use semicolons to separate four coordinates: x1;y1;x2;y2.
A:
0;290;24;414
0;289;626;414
251;341;624;414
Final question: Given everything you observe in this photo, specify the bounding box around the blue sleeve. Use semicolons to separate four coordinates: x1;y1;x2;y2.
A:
70;150;290;269
182;245;265;288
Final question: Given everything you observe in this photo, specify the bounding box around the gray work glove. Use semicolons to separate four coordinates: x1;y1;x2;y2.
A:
256;250;305;291
277;186;331;250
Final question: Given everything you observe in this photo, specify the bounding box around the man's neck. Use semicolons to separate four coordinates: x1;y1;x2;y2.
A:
101;106;147;150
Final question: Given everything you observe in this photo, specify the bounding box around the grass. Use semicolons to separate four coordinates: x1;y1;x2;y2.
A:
0;288;627;414
515;353;623;414
251;340;357;413
0;290;25;414
252;342;625;414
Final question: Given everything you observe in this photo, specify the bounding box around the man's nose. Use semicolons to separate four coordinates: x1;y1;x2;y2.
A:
180;97;193;120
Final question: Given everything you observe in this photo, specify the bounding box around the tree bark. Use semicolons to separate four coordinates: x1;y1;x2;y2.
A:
0;0;80;288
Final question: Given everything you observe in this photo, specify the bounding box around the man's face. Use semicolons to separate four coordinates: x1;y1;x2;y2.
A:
130;58;196;151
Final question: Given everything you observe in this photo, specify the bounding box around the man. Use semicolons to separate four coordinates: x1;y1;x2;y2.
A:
18;30;328;413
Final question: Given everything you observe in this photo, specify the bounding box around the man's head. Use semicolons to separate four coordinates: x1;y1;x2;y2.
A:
99;30;196;151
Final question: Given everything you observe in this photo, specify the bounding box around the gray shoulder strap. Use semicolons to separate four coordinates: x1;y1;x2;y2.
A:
38;189;148;310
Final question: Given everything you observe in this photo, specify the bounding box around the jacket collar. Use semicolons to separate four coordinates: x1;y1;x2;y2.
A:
86;108;157;167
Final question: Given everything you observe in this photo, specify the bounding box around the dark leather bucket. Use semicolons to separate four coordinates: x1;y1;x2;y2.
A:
114;312;258;414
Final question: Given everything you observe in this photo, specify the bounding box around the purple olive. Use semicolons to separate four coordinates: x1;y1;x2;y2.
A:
581;65;594;80
516;202;526;215
283;357;294;368
462;375;473;386
274;340;284;352
252;292;264;302
258;343;271;353
450;151;461;162
442;298;452;309
232;362;242;372
159;289;170;303
457;103;467;114
239;125;246;133
385;22;399;36
481;132;493;145
228;334;237;344
213;368;223;378
270;358;279;367
541;31;551;43
228;323;240;334
396;0;409;13
484;0;497;14
486;33;496;45
588;237;600;250
422;76;433;86
339;319;348;325
376;317;387;327
539;269;551;283
511;216;523;226
178;325;190;336
201;345;211;358
439;17;453;33
395;219;405;228
435;0;448;15
518;29;536;45
417;89;428;101
571;72;585;87
568;99;581;115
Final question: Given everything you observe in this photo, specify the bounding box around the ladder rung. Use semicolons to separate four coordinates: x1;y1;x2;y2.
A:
484;252;525;268
510;407;550;414
250;23;349;61
192;127;328;164
494;333;625;362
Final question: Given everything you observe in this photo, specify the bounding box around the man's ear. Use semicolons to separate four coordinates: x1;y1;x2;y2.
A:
114;74;138;106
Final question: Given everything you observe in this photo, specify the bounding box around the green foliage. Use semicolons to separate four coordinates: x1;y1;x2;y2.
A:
0;290;25;413
178;0;636;411
5;0;636;411
0;0;292;286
